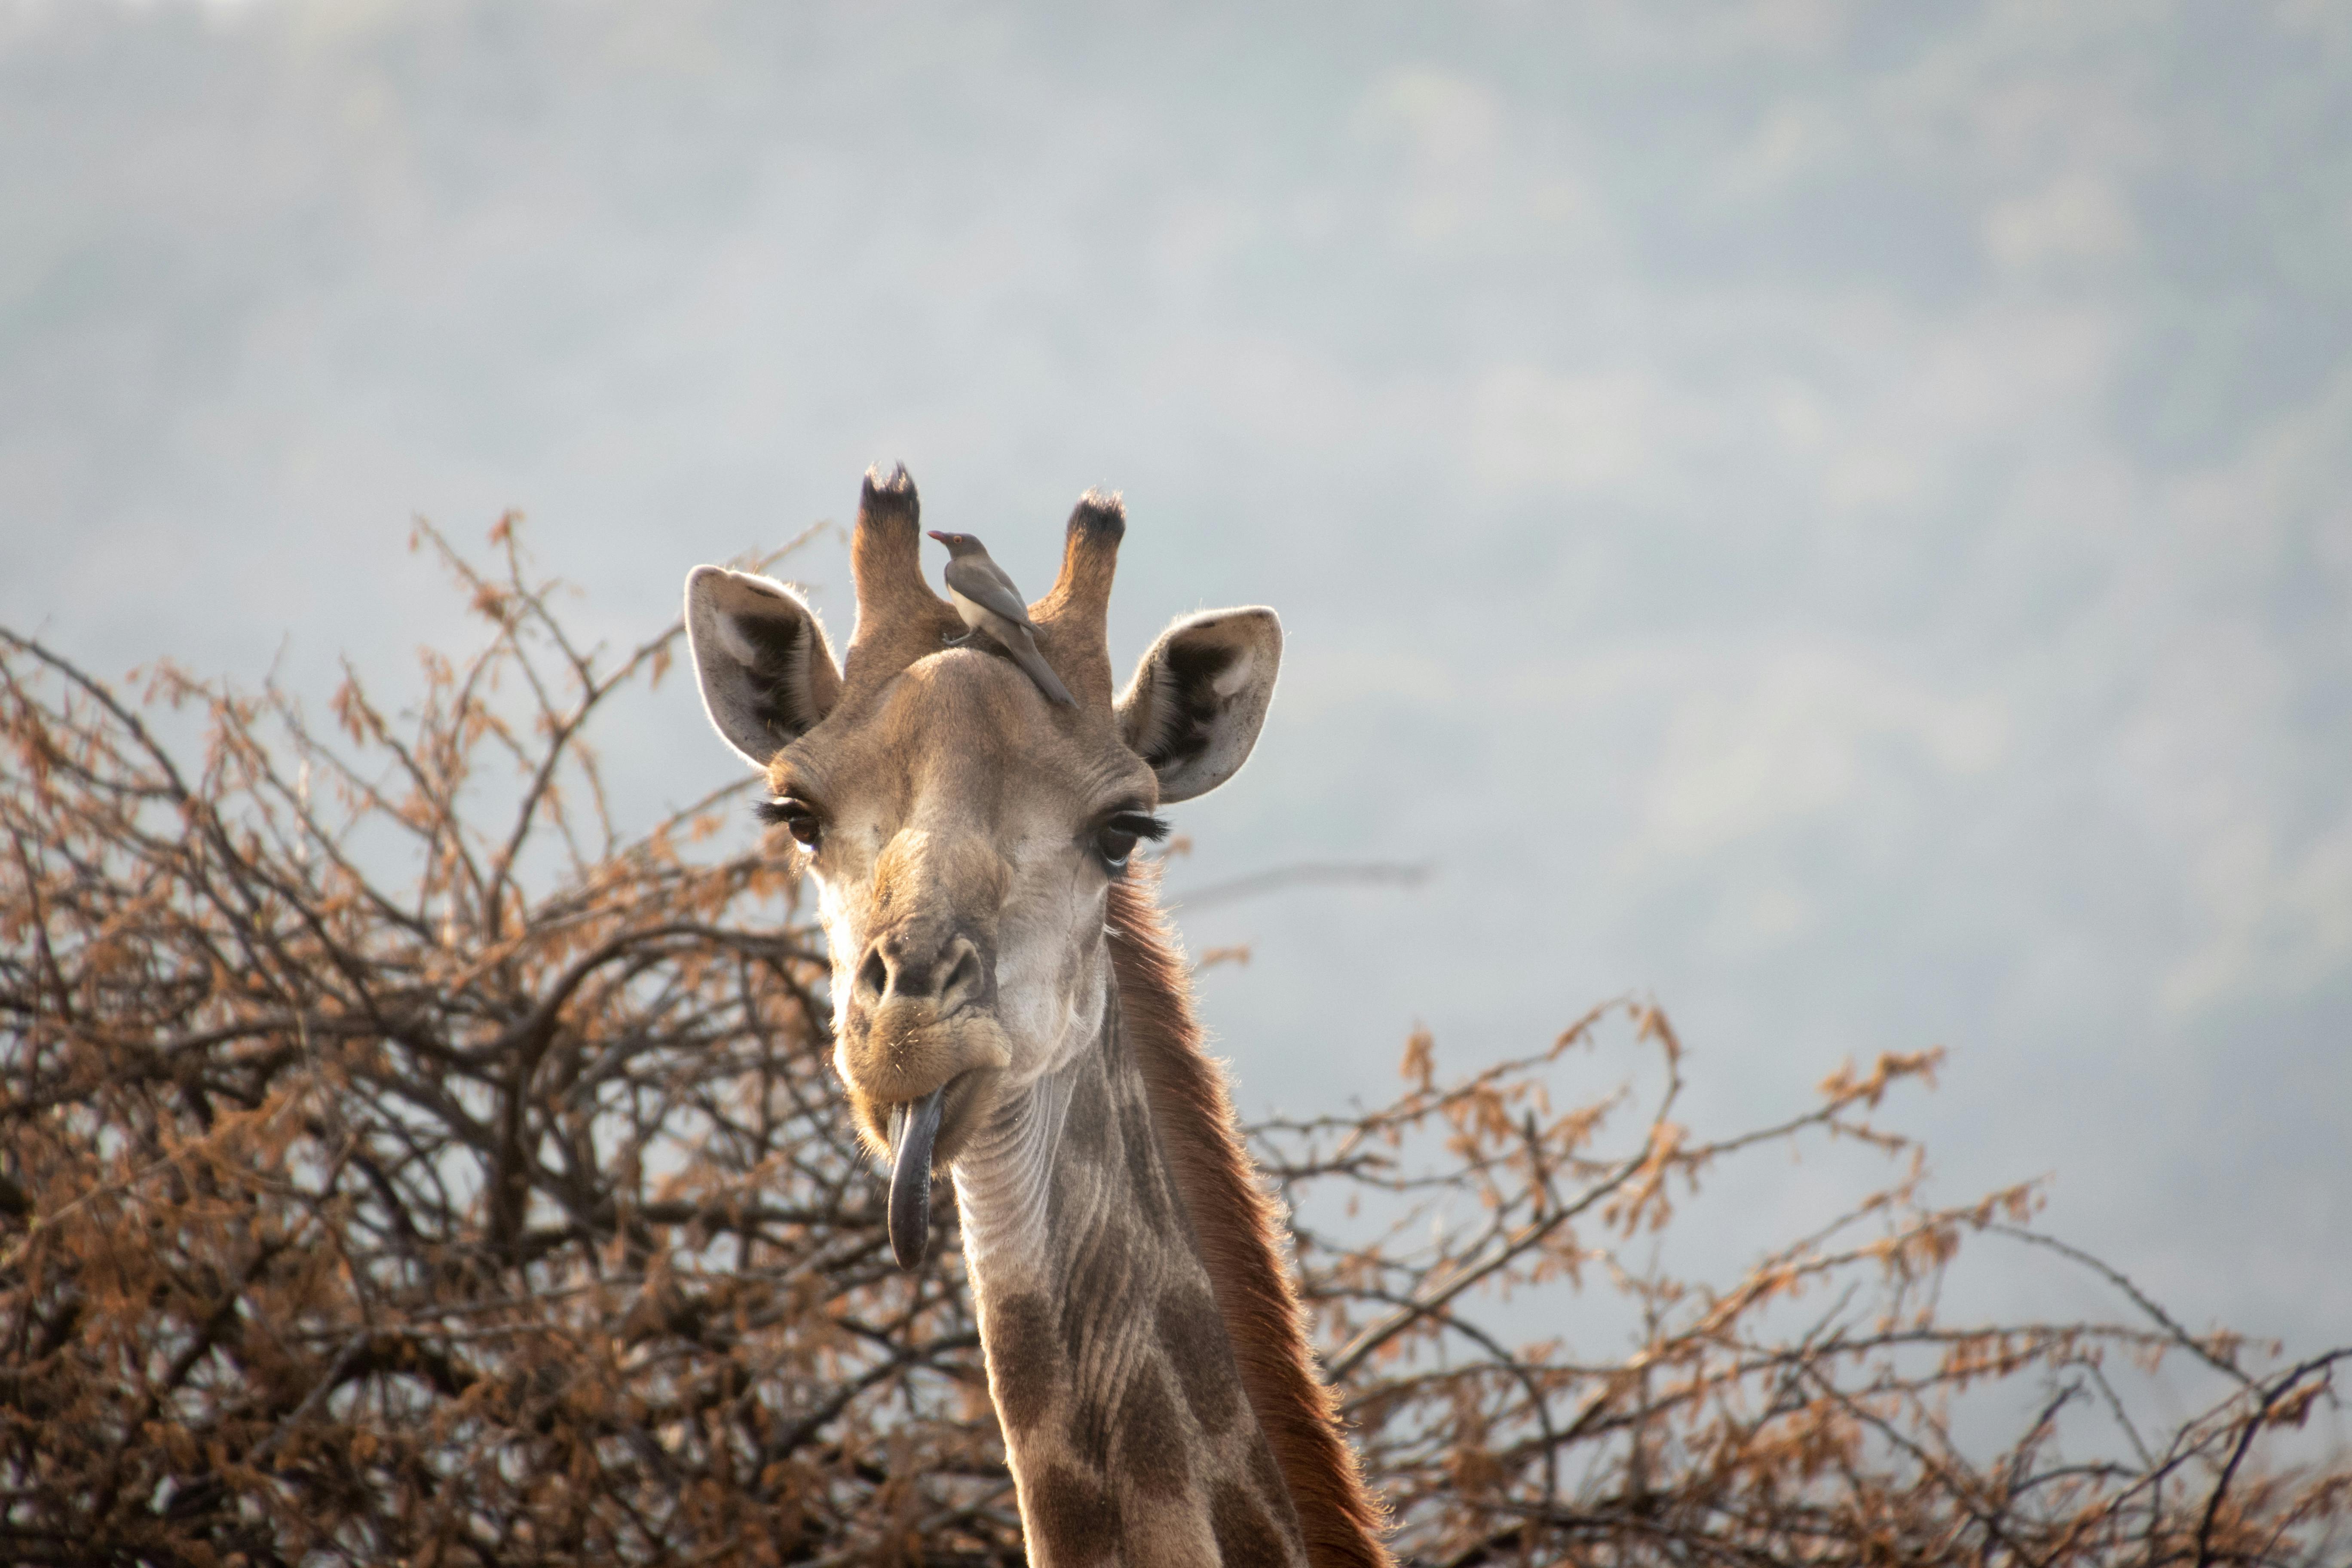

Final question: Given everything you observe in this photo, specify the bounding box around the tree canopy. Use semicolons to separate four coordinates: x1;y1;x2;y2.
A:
3;524;2343;1566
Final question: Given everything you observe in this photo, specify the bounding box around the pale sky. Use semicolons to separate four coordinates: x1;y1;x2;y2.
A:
4;0;2347;1359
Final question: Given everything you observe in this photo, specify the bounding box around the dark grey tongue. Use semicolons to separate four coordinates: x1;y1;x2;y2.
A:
887;1086;946;1271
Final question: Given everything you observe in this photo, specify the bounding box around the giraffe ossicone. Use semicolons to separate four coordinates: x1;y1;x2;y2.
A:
684;465;1391;1566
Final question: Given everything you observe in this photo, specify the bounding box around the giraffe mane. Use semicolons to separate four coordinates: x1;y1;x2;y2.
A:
1107;873;1394;1567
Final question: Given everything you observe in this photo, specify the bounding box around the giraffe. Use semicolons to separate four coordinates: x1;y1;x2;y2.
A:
684;466;1392;1567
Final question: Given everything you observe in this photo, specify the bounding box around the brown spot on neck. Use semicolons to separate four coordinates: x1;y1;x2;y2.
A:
1107;876;1393;1568
1028;1464;1119;1565
1212;1478;1292;1566
1116;1363;1194;1502
989;1290;1061;1435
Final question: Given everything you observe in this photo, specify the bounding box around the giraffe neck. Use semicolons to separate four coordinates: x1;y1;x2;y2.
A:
952;989;1309;1567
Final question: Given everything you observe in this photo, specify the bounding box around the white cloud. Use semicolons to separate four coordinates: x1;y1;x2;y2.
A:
1357;68;1507;245
1700;879;1820;956
1983;175;2140;273
1634;649;2009;863
1464;366;1664;496
2161;815;2352;1014
1713;96;1848;203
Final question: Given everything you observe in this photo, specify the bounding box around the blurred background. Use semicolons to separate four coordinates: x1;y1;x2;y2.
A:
3;0;2346;1360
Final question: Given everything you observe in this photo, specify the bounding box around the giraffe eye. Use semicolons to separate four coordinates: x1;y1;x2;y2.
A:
1091;810;1168;874
755;797;824;850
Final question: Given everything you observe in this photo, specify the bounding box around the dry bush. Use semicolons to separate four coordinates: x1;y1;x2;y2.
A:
3;524;2344;1567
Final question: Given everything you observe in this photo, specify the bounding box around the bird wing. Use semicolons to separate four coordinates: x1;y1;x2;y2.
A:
995;622;1076;706
942;554;1037;628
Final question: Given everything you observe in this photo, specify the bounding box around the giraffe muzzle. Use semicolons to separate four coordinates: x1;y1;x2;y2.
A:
887;1083;948;1270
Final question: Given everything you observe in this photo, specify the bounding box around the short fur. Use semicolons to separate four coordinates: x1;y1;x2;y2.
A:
1108;873;1393;1566
688;465;1391;1565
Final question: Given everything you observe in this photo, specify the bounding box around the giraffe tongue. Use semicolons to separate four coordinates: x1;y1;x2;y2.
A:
887;1085;947;1271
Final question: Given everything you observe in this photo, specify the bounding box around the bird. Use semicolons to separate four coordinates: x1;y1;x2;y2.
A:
926;530;1078;707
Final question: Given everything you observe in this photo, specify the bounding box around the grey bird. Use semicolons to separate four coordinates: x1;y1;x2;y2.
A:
927;530;1077;707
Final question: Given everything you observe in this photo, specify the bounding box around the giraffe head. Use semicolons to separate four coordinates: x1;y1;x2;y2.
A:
685;465;1280;1265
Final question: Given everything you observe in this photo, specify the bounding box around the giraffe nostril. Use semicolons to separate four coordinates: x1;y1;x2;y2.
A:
940;946;981;1008
858;948;890;1001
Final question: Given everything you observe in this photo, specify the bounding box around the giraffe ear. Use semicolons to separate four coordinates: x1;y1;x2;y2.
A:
685;566;844;767
1117;607;1282;803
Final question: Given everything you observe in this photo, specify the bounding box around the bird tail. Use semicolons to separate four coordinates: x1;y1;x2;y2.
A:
1005;625;1077;707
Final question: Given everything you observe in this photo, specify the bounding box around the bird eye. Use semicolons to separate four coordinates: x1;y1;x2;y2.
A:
755;797;824;851
1092;810;1168;874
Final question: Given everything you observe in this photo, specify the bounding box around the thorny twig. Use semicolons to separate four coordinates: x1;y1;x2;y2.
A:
4;520;2346;1567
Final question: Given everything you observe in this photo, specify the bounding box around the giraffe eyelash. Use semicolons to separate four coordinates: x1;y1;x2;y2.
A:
755;796;824;849
1107;811;1171;842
